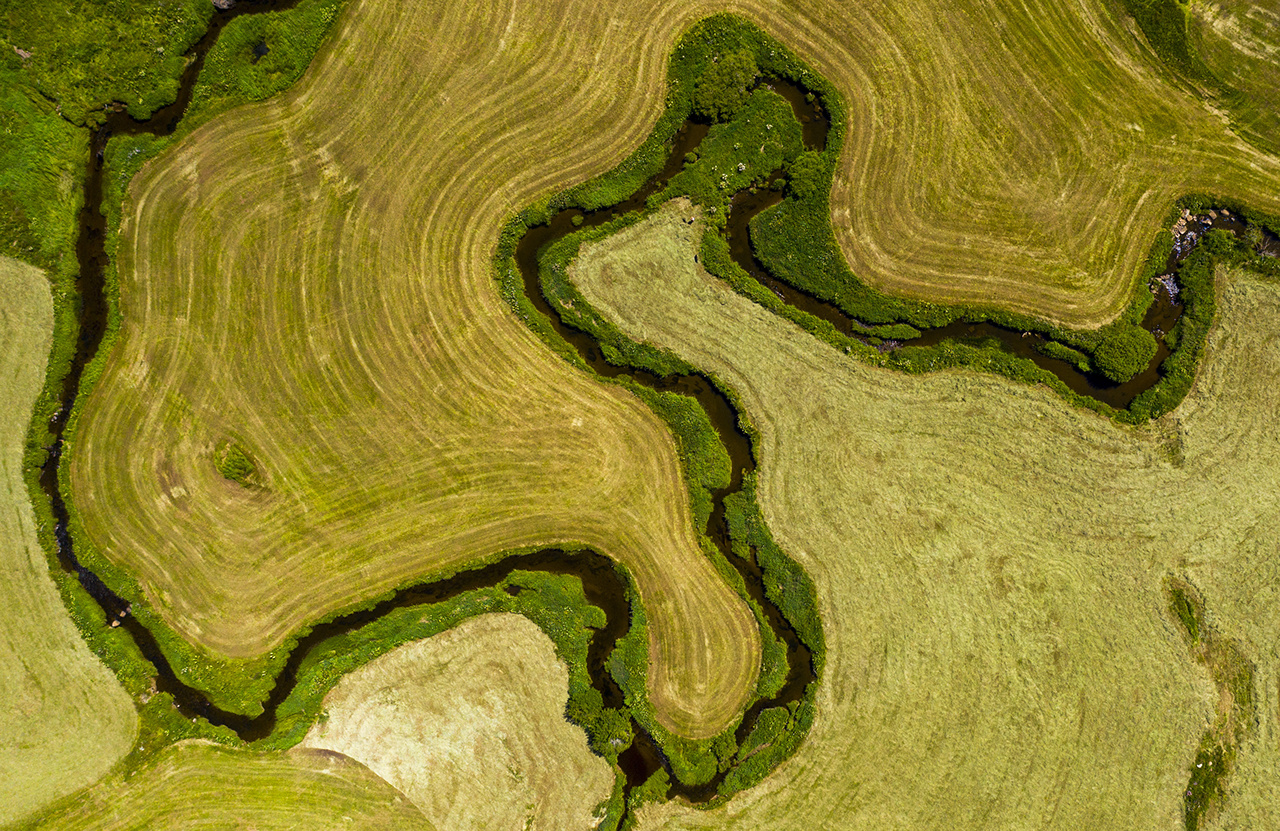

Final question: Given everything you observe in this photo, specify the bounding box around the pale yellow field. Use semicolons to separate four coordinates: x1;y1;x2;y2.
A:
27;741;432;830
0;256;136;825
569;201;1280;827
303;613;614;831
68;0;1280;753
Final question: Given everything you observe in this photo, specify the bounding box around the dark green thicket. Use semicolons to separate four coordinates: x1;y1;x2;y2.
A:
1184;739;1229;831
0;0;211;125
186;0;345;124
665;87;802;221
1093;324;1158;383
1116;0;1211;82
1036;340;1092;373
1169;586;1202;644
692;50;759;122
215;442;258;486
1162;576;1256;831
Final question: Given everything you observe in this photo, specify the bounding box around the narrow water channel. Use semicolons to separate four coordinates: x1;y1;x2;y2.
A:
515;79;829;801
720;100;1280;411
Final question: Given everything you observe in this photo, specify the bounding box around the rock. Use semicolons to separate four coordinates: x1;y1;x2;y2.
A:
212;0;235;9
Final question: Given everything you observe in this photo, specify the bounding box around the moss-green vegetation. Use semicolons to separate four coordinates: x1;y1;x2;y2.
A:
1093;324;1158;383
1036;340;1092;373
0;0;210;125
185;0;345;126
692;50;759;123
214;441;257;486
1117;0;1212;82
666;87;801;219
1164;577;1256;831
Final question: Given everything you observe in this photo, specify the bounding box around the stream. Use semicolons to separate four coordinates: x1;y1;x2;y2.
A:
37;5;1277;820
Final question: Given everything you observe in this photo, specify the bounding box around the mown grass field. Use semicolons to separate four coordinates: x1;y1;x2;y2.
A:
1188;0;1280;156
571;201;1280;828
50;0;1280;813
303;613;614;830
25;741;432;829
71;0;767;736
0;257;136;825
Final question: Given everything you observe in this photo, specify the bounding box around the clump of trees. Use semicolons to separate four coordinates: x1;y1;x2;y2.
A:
215;442;257;486
693;51;759;122
786;151;825;200
1093;324;1158;383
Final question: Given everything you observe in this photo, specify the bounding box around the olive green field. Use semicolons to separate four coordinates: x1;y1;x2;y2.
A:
0;257;135;826
571;200;1280;828
1;0;1279;826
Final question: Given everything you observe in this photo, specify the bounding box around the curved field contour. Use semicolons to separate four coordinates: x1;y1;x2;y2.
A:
570;201;1280;828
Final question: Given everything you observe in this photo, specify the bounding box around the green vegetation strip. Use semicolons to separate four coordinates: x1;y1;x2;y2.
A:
1164;578;1256;831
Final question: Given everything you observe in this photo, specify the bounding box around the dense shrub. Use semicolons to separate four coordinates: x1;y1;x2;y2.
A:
1115;0;1213;82
786;151;825;201
1093;325;1158;383
1036;340;1091;373
692;50;759;122
215;442;256;486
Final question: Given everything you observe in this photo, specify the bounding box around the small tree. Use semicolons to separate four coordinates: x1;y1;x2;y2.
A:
693;51;759;122
786;152;826;201
1093;325;1157;383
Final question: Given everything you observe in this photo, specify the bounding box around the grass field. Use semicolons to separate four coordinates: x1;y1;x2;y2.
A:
303;613;614;830
1188;0;1280;156
0;256;136;825
25;741;432;829
55;0;1280;800
69;0;767;735
568;201;1280;827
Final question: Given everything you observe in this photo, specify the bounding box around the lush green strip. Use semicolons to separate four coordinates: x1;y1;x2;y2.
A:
1036;340;1092;373
496;14;836;804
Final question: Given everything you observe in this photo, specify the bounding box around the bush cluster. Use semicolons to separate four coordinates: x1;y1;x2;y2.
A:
692;50;759;122
215;442;257;486
1092;324;1158;383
